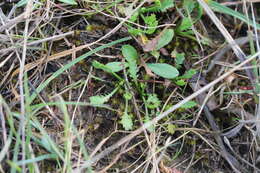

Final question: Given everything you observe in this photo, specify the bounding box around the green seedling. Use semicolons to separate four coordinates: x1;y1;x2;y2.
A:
146;94;161;109
90;83;122;105
122;45;139;82
120;92;134;130
126;0;174;36
175;0;203;40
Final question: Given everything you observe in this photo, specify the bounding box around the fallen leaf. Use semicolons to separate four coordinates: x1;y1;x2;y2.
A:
140;58;156;77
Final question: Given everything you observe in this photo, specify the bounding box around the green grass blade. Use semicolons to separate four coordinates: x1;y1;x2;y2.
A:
58;97;73;172
31;118;65;161
209;1;260;30
0;131;13;162
30;101;115;115
15;154;58;166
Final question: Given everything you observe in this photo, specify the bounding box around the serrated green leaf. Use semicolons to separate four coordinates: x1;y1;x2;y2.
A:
140;0;174;13
129;11;139;22
58;0;77;5
180;101;197;109
105;62;128;72
128;27;143;36
89;95;109;105
177;17;193;32
90;87;118;105
142;14;158;34
120;112;133;130
122;45;138;80
147;63;179;79
167;124;177;134
146;94;161;109
156;29;174;50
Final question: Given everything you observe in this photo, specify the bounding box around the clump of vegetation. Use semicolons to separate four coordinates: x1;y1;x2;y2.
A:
1;0;260;172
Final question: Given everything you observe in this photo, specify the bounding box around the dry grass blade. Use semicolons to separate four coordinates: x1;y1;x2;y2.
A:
0;13;26;32
18;1;33;172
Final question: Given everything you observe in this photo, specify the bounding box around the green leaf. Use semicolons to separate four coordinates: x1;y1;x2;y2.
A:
146;94;161;109
156;29;174;50
17;0;28;7
120;112;133;130
147;63;179;79
167;124;177;134
90;87;118;105
16;154;58;166
160;0;174;12
140;0;161;13
122;45;138;62
142;14;158;34
129;11;139;22
179;69;197;79
89;95;109;105
177;17;193;32
180;101;197;109
123;92;132;100
175;79;186;86
128;27;143;36
92;60;123;80
183;0;195;14
92;60;112;73
150;50;160;59
58;0;77;5
122;45;139;80
140;0;174;13
105;62;128;72
175;52;185;65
